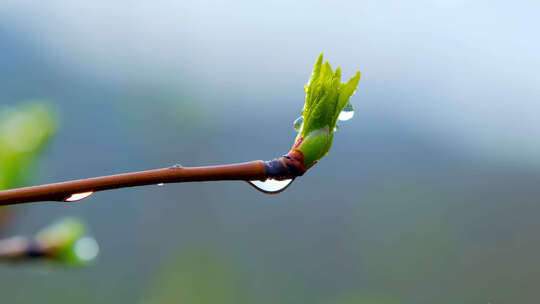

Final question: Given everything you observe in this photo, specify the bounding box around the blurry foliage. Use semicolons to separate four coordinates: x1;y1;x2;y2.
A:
0;101;57;190
142;250;246;304
349;184;461;302
142;250;402;304
328;293;399;304
36;217;99;265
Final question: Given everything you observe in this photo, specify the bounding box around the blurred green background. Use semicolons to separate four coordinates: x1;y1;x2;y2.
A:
1;1;540;303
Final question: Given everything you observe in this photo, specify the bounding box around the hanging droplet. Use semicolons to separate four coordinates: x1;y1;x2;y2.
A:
338;102;355;121
157;183;165;186
64;191;94;202
293;116;304;131
247;179;294;194
169;163;183;169
334;125;339;132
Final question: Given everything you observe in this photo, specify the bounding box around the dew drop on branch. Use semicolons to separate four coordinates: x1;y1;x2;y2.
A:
247;179;294;194
64;191;94;202
169;163;183;169
338;103;354;121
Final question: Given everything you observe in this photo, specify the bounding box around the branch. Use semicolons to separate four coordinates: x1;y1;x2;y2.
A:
0;217;99;264
0;153;306;205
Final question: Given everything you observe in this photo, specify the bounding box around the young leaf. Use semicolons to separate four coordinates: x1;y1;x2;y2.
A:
294;53;361;168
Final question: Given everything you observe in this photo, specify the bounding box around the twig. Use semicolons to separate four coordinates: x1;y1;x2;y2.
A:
0;152;305;205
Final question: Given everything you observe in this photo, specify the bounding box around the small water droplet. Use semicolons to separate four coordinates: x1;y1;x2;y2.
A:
293;116;304;131
157;183;165;186
247;179;294;194
169;163;183;169
338;103;354;121
64;191;94;202
334;125;339;132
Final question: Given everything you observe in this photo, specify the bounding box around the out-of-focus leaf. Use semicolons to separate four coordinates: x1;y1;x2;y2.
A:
0;101;57;189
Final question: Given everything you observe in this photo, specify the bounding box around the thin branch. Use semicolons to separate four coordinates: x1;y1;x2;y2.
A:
0;236;36;259
0;161;265;205
0;152;306;205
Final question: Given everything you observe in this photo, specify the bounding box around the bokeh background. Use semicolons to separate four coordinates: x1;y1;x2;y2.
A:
1;0;540;303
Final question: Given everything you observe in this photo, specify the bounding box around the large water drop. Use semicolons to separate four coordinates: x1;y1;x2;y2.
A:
338;103;354;121
64;191;94;202
247;179;294;194
293;116;304;132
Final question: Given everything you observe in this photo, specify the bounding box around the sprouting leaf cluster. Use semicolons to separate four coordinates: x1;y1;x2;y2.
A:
301;53;360;138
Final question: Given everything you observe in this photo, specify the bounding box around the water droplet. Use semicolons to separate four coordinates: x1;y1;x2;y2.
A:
247;179;294;194
338;103;354;121
74;237;99;262
169;163;183;169
293;116;304;131
157;183;165;186
334;125;339;132
64;191;94;202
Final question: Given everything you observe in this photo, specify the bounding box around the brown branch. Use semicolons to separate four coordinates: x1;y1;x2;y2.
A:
0;151;306;205
0;161;267;205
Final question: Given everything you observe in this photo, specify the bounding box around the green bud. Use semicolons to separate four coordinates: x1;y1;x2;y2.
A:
36;217;99;264
294;53;360;168
296;127;333;168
